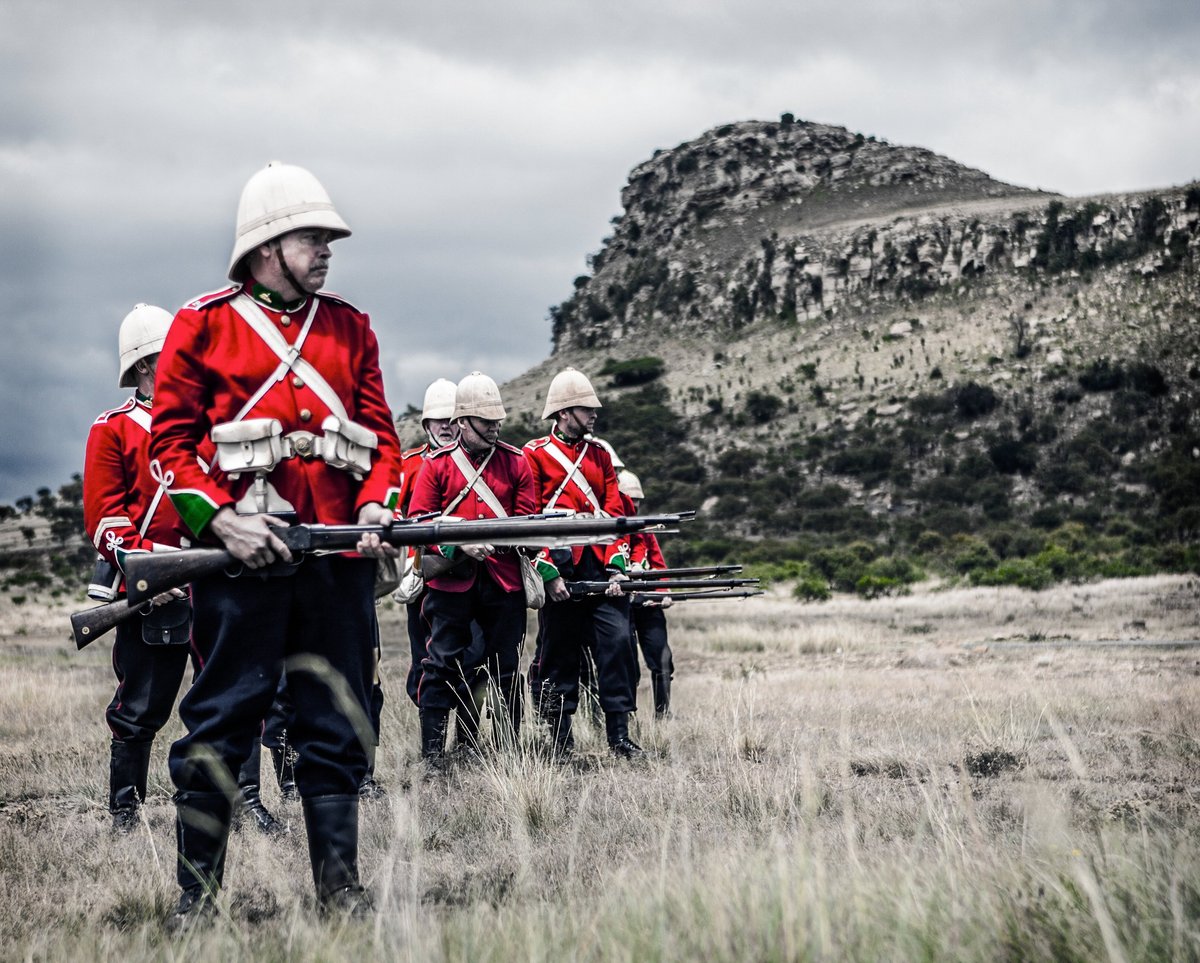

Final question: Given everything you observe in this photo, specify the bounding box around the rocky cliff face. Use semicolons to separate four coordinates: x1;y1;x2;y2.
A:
549;118;1198;357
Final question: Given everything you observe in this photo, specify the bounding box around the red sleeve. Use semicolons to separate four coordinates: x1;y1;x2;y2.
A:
349;320;405;514
150;308;229;537
408;457;445;519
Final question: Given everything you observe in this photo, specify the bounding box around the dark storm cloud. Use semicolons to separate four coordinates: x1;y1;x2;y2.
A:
0;0;1197;501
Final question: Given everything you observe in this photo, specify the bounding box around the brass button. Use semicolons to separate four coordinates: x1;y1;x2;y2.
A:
281;316;292;327
292;376;305;389
299;408;312;423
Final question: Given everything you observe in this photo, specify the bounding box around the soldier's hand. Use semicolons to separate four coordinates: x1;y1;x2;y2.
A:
658;594;674;609
461;543;494;561
356;503;400;558
150;588;186;607
209;507;292;568
547;576;570;602
604;571;629;597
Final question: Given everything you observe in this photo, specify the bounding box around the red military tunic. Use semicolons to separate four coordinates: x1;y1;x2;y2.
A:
621;491;667;572
523;431;629;573
396;443;430;517
83;395;183;588
408;440;538;593
151;283;403;539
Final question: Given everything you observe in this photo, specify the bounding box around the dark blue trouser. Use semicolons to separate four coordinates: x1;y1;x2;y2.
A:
418;572;525;717
169;555;376;799
534;553;636;716
107;614;191;744
631;604;673;713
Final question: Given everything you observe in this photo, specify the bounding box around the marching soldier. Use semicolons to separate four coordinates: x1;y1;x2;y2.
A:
523;368;642;758
395;378;459;706
408;372;538;764
83;304;194;833
620;469;675;718
151;162;404;925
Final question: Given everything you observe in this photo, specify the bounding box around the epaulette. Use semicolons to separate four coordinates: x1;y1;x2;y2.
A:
92;397;137;426
318;290;360;312
524;436;551;451
427;440;459;458
402;444;429;460
181;284;241;311
496;440;523;455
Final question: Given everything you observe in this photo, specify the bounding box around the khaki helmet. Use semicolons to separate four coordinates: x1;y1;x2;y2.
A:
618;469;644;500
453;371;507;421
227;161;351;280
588;435;625;470
542;366;602;419
117;303;174;388
421;378;457;422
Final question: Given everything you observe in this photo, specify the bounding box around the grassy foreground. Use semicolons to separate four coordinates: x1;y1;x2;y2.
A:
0;575;1197;961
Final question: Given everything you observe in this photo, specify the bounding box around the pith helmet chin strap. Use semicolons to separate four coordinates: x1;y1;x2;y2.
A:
272;238;307;299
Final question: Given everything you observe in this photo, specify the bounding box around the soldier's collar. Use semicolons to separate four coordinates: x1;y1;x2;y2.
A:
135;391;153;407
552;427;585;446
249;279;308;313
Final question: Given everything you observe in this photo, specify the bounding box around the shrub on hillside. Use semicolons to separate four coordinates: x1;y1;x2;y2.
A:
955;382;1000;419
599;356;665;387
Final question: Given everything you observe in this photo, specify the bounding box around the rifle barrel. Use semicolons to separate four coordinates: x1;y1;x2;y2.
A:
127;512;694;604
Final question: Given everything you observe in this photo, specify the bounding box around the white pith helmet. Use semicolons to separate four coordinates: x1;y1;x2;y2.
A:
589;435;625;470
453;371;507;421
227;161;351;280
618;469;644;500
421;378;458;422
117;303;173;388
542;367;602;419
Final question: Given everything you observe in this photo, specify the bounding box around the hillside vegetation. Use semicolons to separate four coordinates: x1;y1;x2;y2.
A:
462;117;1200;597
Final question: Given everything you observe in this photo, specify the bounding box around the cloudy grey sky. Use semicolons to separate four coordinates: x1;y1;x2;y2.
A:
2;0;1197;503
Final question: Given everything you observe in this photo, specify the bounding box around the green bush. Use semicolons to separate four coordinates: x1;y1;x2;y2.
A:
599;356;665;387
744;391;784;424
970;559;1055;590
953;539;1000;574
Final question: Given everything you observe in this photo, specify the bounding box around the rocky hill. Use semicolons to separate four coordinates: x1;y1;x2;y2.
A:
409;116;1200;590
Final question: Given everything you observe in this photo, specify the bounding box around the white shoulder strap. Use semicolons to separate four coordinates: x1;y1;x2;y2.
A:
444;447;506;517
124;404;151;434
229;294;350;423
543;442;602;513
119;403;165;538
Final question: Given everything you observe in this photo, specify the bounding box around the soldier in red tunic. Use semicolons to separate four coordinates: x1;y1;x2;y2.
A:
83;304;193;833
151;162;404;925
408;373;542;764
523;368;642;758
621;469;675;718
395;379;459;706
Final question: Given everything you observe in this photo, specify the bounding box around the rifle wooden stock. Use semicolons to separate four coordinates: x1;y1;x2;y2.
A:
126;512;692;604
70;599;144;649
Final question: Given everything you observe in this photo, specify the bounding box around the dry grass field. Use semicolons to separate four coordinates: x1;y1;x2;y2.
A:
1;575;1197;961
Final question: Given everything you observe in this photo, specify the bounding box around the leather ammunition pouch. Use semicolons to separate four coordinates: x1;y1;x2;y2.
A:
141;596;192;645
212;418;284;477
319;415;377;476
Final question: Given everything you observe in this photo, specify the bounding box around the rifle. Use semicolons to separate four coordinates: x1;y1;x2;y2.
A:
125;512;691;605
631;589;764;604
627;565;744;580
567;577;759;597
70;598;149;650
67;512;442;648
